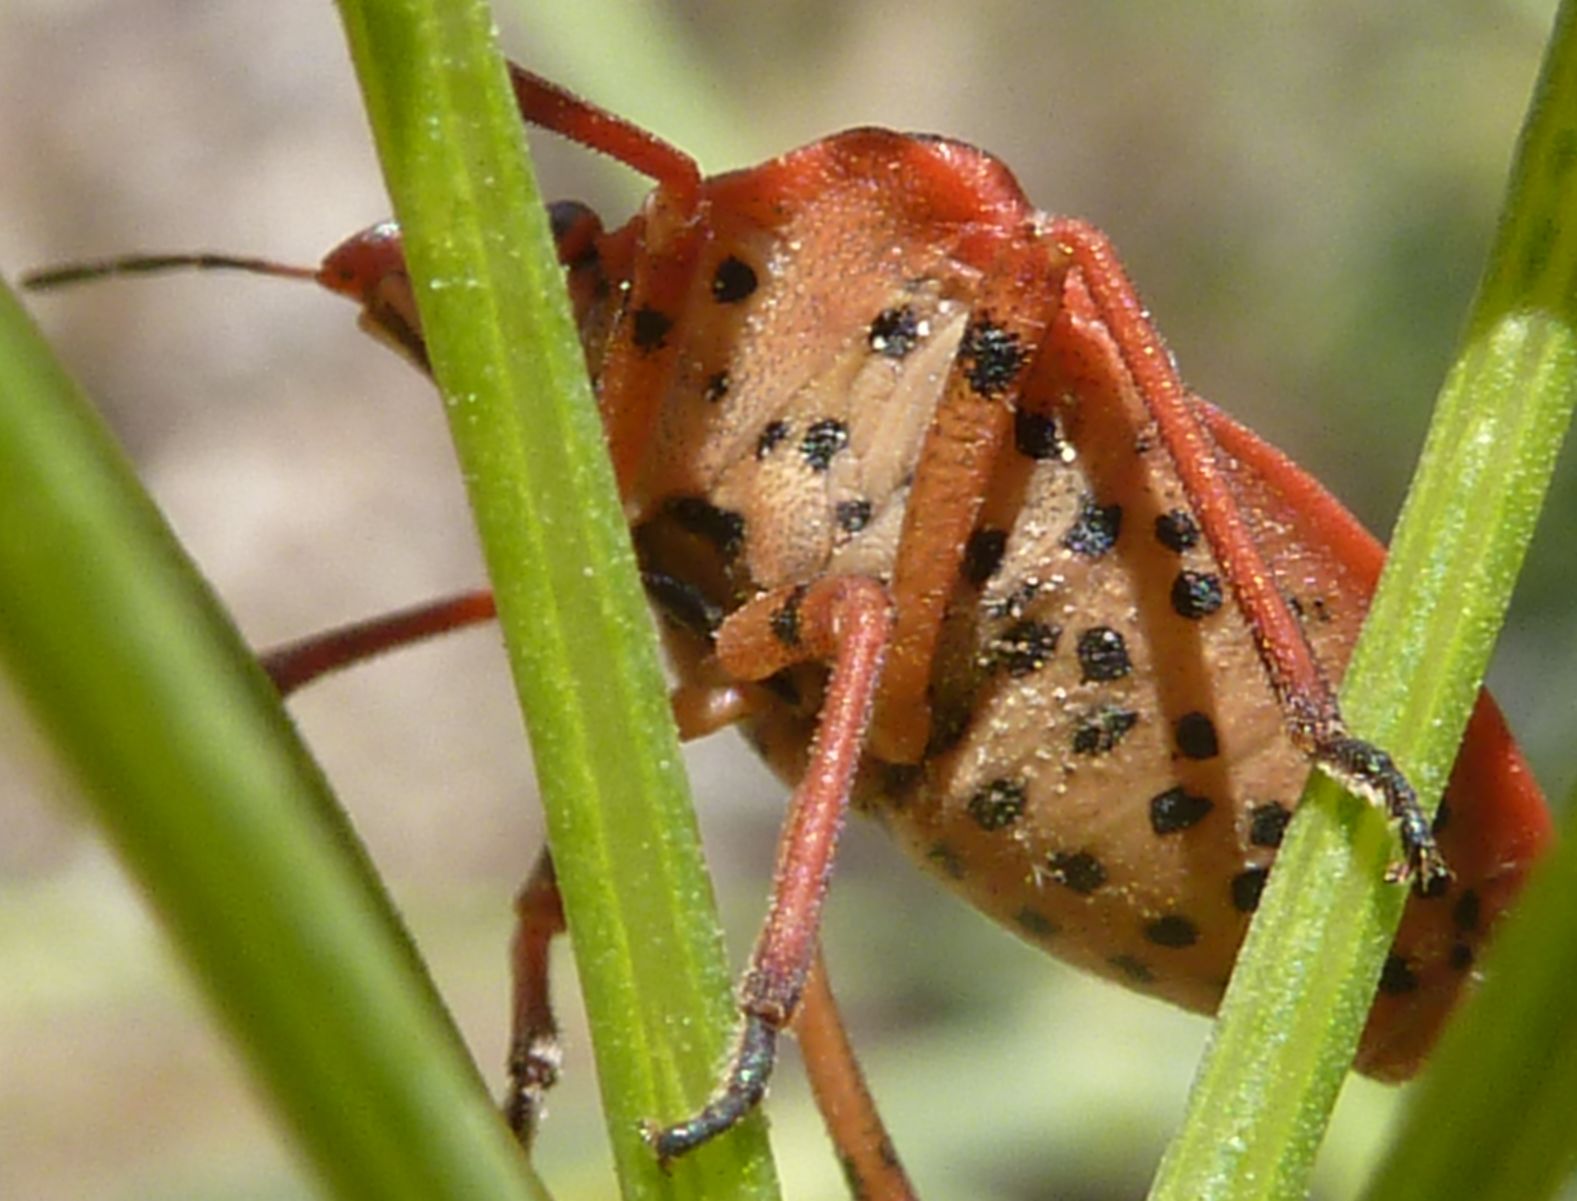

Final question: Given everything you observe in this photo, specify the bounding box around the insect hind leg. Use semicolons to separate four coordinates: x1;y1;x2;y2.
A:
503;850;567;1148
1044;217;1447;891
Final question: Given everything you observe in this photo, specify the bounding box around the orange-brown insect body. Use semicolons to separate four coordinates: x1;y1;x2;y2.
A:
491;123;1548;1077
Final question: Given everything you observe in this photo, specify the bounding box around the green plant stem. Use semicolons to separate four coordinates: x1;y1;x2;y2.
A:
0;278;545;1200
331;4;779;1199
1149;4;1577;1198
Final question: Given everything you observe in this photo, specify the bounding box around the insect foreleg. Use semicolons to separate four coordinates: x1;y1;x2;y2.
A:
646;575;893;1164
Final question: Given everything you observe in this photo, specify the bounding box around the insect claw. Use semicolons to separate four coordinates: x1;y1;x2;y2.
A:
501;1032;562;1150
635;1120;675;1172
1383;846;1450;896
643;1015;777;1166
1410;847;1454;899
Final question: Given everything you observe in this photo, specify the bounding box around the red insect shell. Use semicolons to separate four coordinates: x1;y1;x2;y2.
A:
314;86;1552;1083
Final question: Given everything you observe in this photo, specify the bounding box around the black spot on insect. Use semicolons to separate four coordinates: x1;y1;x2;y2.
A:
1015;908;1059;939
1174;711;1220;760
1077;626;1131;682
1013;408;1063;460
927;844;965;880
967;778;1027;831
1155;509;1199;552
1109;954;1154;984
1248;801;1292;848
868;305;922;358
1231;866;1269;913
711;255;758;303
1072;704;1138;755
1450;942;1474;971
800;418;850;471
667;496;745;560
960;317;1026;396
771;586;807;649
640;569;722;640
755;419;790;459
1453;889;1481;933
703;370;731;404
1047;850;1107;894
962;528;1007;586
1172;570;1225;619
1379;953;1419;995
836;498;873;534
986;619;1060;678
1145;915;1200;949
631;305;672;352
1150;786;1213;835
1062;494;1123;558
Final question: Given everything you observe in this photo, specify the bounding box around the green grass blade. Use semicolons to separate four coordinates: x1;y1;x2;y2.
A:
0;279;546;1199
330;4;780;1198
1149;4;1577;1198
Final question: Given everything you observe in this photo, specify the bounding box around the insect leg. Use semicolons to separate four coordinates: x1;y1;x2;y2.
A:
505;63;701;205
869;279;1050;763
506;854;916;1201
502;849;566;1148
1044;217;1446;889
259;564;730;697
796;949;919;1201
262;584;903;1168
260;589;497;694
645;575;893;1163
499;61;709;495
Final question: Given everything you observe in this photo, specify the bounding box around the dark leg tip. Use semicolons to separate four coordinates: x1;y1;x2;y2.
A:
501;1034;562;1150
1317;733;1453;895
641;1015;778;1167
642;1115;706;1170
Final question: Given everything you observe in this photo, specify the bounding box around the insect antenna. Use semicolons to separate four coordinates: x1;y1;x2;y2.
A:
21;253;318;292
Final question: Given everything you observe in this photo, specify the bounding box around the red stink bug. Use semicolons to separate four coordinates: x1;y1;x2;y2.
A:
11;24;1557;1198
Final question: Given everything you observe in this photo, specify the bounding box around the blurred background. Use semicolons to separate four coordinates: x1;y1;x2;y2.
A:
1;1;1571;1198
